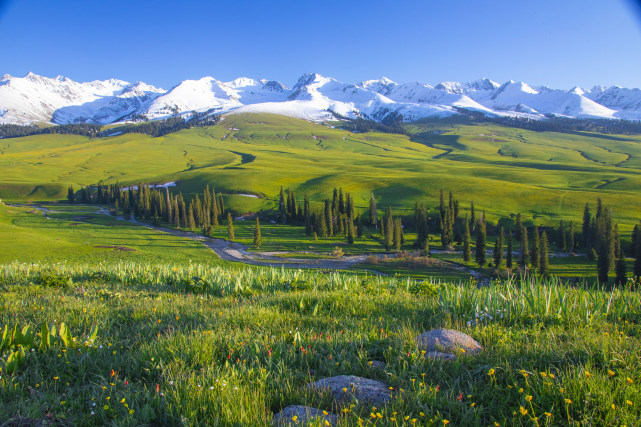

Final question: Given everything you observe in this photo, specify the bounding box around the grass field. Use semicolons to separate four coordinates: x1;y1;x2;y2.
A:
2;113;641;231
0;262;639;425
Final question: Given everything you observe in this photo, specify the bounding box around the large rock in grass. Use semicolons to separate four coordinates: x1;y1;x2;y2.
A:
306;375;392;406
273;405;337;426
417;329;482;359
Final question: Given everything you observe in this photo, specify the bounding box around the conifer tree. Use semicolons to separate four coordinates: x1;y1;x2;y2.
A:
559;220;566;252
227;213;234;240
463;215;471;262
369;193;377;228
519;228;529;269
173;198;180;229
188;205;195;231
338;188;345;215
179;197;187;229
253;217;261;248
470;201;476;231
633;223;641;279
324;200;333;237
304;194;312;235
515;213;522;242
415;203;428;250
393;218;402;251
615;256;627;287
356;213;363;237
531;226;540;270
540;231;550;277
67;186;74;204
211;189;219;227
493;226;504;269
347;216;355;244
582;202;591;248
506;231;513;269
475;215;486;267
385;215;393;250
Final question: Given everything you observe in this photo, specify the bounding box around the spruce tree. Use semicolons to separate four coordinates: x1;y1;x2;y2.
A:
227;213;234;240
515;213;522;242
493;226;504;269
369;193;377;228
393;218;402;251
519;228;529;269
531;226;540;270
347;216;355;245
463;215;471;262
475;216;486;267
67;186;74;204
506;231;513;269
279;186;286;224
188;205;195;231
385;215;393;250
582;202;591;248
324;200;333;237
253;217;262;248
633;223;641;279
470;201;476;231
356;213;363;237
540;231;550;277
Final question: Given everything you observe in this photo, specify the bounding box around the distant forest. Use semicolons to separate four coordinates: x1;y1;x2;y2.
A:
0;112;220;139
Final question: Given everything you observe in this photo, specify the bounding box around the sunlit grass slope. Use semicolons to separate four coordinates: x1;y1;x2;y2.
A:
2;113;641;227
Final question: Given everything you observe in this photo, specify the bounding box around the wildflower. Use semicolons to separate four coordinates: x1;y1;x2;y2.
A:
343;387;347;393
411;419;417;424
519;406;528;415
540;372;547;377
608;369;615;377
129;409;135;415
565;399;572;404
53;376;59;381
404;416;410;420
323;411;329;416
627;377;633;384
585;371;591;378
627;400;633;406
420;412;425;417
377;413;383;419
488;368;495;376
611;403;615;410
457;392;463;401
525;395;533;402
120;398;126;404
544;412;552;417
443;420;450;425
518;388;524;393
291;416;298;422
549;373;555;379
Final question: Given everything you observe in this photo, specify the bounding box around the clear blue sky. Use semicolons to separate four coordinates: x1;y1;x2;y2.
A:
2;0;641;89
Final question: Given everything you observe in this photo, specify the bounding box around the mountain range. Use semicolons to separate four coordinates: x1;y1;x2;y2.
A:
2;72;641;126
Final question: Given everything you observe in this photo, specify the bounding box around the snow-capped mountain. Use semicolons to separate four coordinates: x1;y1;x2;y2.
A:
1;72;641;125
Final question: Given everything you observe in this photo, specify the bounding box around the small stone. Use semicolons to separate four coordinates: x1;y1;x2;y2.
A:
273;405;337;426
417;329;482;358
306;375;391;405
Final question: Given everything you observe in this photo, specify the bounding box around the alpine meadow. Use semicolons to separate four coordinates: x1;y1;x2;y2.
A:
2;0;641;425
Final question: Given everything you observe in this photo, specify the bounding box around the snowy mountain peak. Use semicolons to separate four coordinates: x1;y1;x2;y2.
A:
2;72;641;125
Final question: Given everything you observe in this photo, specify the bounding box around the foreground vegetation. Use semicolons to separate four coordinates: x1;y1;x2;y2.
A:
0;262;639;425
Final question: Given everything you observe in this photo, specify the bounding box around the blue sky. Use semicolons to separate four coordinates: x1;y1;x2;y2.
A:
1;0;641;89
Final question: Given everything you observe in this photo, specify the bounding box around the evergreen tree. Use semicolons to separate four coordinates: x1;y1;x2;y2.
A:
531;226;540;270
506;231;513;269
393;218;402;251
356;213;363;237
540;231;550;277
304;194;312;235
582;202;591;248
519;228;529;269
385;215;393;250
67;186;74;204
227;213;234;240
324;200;333;237
615;257;627;287
475;216;486;267
415;203;428;250
173;198;180;229
493;226;504;269
211;188;219;227
515;213;522;242
369;193;377;228
463;215;471;262
470;201;476;231
179;197;187;229
633;223;641;279
568;221;575;254
253;217;262;248
188;205;195;231
347;216;355;244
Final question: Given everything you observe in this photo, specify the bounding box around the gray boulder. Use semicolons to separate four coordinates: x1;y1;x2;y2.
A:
306;375;392;406
417;329;482;358
273;405;337;426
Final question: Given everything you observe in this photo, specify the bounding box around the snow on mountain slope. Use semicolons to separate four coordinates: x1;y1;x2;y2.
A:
0;73;130;124
1;72;640;125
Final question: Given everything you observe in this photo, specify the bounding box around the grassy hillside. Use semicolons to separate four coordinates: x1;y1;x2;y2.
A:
0;262;639;425
2;113;641;229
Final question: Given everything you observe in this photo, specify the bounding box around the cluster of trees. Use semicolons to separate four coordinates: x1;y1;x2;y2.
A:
0;123;102;139
461;110;641;135
67;183;227;236
118;112;220;137
329;110;408;135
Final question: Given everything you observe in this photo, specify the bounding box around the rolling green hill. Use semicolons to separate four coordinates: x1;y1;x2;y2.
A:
2;113;640;229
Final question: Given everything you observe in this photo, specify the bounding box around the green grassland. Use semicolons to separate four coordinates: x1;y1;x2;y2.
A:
0;262;639;425
2;113;641;230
